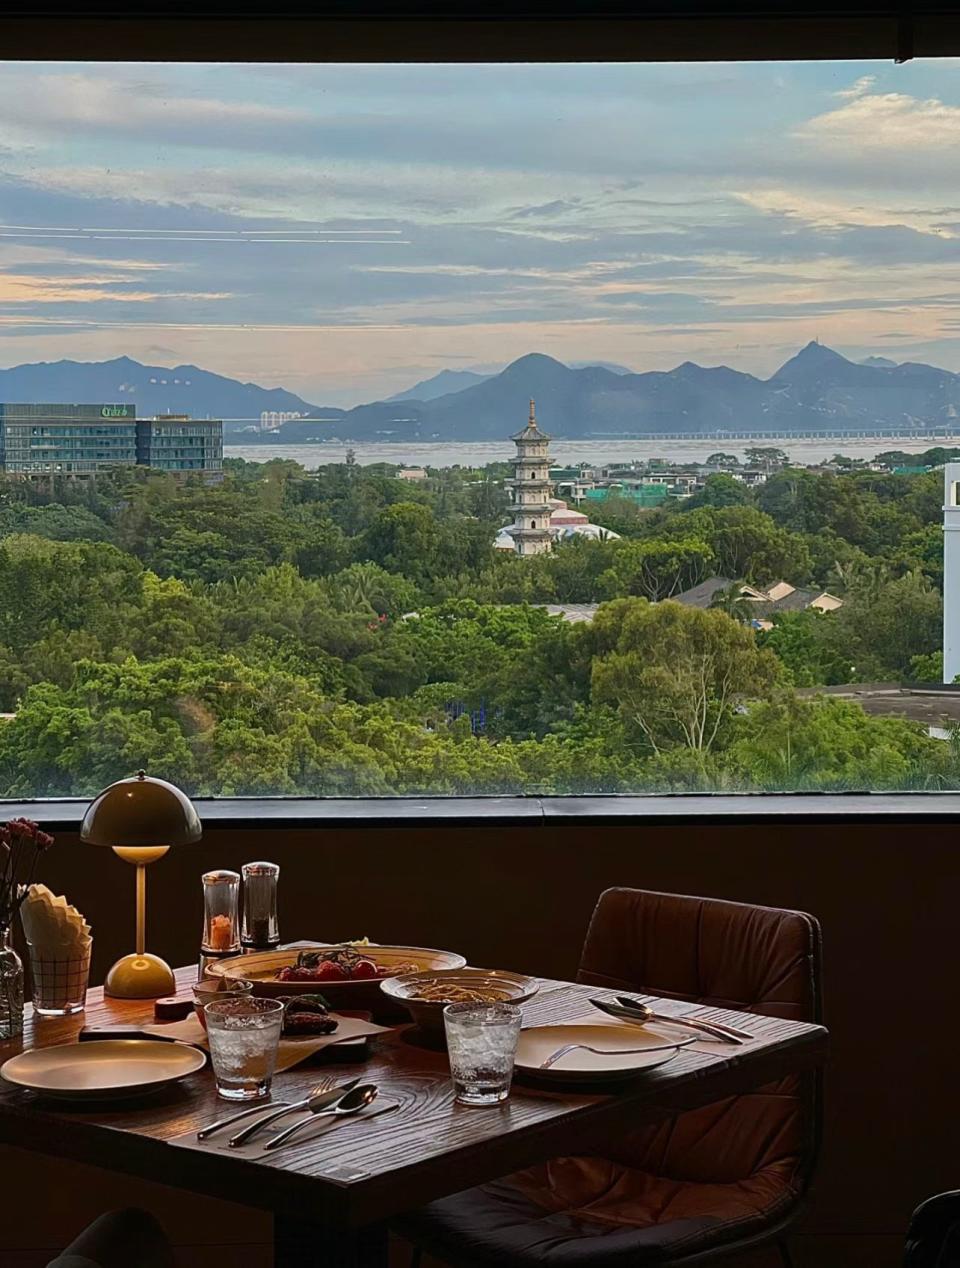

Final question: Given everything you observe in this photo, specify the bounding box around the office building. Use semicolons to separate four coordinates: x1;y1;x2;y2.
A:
0;403;138;474
0;404;222;480
136;415;223;482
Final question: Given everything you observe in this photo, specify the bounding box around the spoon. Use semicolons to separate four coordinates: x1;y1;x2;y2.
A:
228;1077;361;1147
591;997;749;1044
263;1083;379;1152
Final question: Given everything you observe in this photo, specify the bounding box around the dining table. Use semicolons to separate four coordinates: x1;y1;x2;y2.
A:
0;965;828;1268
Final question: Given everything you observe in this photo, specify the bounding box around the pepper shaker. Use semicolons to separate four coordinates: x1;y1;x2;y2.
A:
241;861;280;952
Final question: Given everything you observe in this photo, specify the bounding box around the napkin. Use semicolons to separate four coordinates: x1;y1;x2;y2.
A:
143;1011;393;1072
20;884;92;960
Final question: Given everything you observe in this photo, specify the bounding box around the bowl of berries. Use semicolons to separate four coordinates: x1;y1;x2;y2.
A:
208;942;467;1013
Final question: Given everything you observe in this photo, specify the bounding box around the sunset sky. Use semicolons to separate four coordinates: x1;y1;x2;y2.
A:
1;60;960;404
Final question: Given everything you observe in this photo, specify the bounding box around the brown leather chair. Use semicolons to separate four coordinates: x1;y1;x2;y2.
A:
46;1209;175;1268
396;888;823;1267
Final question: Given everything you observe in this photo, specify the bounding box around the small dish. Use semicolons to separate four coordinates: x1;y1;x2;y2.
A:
381;967;539;1038
193;977;253;1031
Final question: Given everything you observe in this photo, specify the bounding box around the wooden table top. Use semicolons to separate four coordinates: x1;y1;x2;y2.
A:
0;967;828;1229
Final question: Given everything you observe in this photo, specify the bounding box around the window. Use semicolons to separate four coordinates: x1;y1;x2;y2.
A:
0;56;956;799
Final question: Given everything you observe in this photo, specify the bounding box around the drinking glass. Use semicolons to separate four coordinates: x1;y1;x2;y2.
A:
444;1002;522;1105
204;996;284;1101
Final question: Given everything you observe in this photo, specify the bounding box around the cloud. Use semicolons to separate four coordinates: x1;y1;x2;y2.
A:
508;200;580;219
798;90;960;154
835;75;877;99
735;188;957;235
0;73;310;148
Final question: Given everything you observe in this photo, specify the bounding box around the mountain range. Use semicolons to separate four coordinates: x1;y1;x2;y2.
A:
0;356;315;420
306;342;960;441
1;344;959;441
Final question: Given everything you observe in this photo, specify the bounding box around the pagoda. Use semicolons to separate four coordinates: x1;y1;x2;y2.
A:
507;399;553;556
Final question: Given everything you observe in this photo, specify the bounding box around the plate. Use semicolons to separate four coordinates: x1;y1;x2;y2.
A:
514;1024;695;1083
208;944;468;1011
381;967;539;1037
0;1040;207;1100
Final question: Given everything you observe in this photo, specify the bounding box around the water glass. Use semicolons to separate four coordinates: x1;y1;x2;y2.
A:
204;996;284;1101
444;1002;522;1105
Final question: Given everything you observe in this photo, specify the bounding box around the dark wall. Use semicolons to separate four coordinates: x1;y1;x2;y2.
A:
5;819;953;1261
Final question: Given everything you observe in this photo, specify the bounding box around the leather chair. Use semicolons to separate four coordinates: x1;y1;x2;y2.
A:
904;1191;960;1267
46;1209;175;1268
396;887;823;1267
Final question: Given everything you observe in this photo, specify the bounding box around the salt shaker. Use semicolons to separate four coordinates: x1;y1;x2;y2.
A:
199;870;241;978
241;861;280;952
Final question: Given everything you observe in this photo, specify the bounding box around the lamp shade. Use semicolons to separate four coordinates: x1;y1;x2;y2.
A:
80;771;202;848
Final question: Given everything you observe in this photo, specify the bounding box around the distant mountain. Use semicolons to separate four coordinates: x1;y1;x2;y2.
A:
0;356;317;419
301;342;960;441
385;368;492;402
383;360;633;406
8;344;960;444
569;360;634;374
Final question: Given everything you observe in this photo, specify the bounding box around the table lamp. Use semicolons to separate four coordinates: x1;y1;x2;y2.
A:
81;770;202;998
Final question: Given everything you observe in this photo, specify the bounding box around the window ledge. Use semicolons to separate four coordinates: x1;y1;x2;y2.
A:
4;792;960;831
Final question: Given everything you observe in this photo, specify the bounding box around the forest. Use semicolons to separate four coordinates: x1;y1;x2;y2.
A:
0;450;954;798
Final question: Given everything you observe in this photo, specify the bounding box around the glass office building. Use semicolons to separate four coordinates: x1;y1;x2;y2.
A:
0;403;138;474
0;405;223;480
136;415;223;481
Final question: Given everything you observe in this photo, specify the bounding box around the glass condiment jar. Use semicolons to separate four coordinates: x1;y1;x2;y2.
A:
201;870;241;960
241;861;280;952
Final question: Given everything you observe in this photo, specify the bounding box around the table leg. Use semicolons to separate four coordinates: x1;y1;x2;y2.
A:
274;1216;389;1268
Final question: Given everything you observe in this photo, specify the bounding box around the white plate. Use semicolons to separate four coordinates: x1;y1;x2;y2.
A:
0;1040;207;1100
514;1024;695;1082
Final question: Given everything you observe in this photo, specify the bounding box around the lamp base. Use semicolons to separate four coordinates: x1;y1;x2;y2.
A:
104;952;176;999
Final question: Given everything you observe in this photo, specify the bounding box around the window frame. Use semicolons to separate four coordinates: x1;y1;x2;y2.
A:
2;0;959;814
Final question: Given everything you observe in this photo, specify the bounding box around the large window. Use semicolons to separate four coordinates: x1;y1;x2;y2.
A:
0;58;957;797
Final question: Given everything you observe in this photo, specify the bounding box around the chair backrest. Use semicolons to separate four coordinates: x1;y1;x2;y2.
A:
577;888;822;1190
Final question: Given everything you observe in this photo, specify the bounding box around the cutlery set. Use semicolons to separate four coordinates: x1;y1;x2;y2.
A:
196;1077;398;1154
535;996;755;1070
589;996;753;1044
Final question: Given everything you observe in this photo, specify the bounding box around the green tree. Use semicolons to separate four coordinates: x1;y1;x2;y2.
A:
597;537;716;602
587;598;780;756
685;473;752;510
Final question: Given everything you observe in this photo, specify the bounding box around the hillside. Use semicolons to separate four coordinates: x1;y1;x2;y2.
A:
307;343;960;441
0;356;318;419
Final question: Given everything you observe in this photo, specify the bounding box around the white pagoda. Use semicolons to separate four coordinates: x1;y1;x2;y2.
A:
506;400;554;556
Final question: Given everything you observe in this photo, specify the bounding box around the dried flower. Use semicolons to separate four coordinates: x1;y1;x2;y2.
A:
0;818;55;928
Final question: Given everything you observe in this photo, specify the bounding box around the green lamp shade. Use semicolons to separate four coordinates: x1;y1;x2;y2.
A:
80;771;202;848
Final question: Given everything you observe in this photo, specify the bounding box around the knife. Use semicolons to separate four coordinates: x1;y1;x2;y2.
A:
228;1077;363;1147
80;1027;179;1043
590;998;750;1045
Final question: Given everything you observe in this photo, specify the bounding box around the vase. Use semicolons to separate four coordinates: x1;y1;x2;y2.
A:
0;924;24;1040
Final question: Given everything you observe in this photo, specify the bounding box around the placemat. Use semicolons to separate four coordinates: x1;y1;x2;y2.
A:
144;1012;392;1072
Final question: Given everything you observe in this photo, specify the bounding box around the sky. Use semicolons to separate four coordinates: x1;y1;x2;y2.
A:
2;60;960;405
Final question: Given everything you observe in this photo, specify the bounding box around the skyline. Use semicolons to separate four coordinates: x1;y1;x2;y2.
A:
2;61;960;404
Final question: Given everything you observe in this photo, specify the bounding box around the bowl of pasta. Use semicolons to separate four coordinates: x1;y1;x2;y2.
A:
380;967;539;1040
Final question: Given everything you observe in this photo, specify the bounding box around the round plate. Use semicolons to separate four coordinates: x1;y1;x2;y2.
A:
208;944;468;1010
0;1040;206;1100
514;1024;695;1082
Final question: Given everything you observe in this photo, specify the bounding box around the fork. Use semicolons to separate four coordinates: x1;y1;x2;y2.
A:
539;1039;690;1071
197;1073;348;1140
